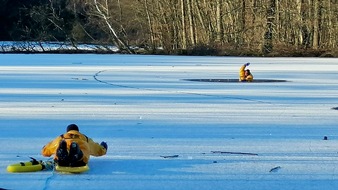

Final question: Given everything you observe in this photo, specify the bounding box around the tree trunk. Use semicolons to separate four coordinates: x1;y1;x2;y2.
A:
187;0;196;46
241;0;247;45
295;0;303;46
263;0;275;54
216;0;222;43
144;0;155;49
275;0;280;43
180;0;187;49
194;0;208;43
312;0;319;49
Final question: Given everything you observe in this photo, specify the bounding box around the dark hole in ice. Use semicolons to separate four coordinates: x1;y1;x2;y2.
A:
184;79;289;83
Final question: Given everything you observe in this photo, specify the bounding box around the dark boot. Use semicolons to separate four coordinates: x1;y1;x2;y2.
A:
56;140;69;166
69;142;85;167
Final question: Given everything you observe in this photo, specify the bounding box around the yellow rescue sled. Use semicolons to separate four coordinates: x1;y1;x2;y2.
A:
7;157;47;173
7;157;88;174
55;165;89;173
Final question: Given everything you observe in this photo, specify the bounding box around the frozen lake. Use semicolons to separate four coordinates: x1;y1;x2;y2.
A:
0;54;338;190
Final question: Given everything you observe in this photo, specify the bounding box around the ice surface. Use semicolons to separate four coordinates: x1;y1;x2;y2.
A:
0;54;337;190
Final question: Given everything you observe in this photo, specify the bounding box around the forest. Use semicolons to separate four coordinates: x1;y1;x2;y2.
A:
0;0;337;57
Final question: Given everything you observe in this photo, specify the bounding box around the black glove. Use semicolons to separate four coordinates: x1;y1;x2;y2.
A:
245;62;250;67
100;141;108;150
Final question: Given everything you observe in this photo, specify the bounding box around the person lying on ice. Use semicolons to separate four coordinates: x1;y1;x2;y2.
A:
239;62;253;82
41;124;107;167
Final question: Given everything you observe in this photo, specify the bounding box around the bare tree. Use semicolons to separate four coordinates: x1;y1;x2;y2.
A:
92;0;134;53
180;0;187;49
186;0;196;46
312;0;319;49
215;0;222;43
143;0;155;49
263;0;275;54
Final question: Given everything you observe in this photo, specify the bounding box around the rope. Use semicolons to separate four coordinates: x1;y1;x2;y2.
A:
42;159;56;190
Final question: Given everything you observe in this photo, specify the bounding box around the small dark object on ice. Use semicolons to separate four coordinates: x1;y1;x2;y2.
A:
160;155;179;158
323;136;328;140
211;151;258;156
270;166;281;172
331;107;338;110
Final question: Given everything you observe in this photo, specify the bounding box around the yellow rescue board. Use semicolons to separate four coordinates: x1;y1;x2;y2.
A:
7;161;43;173
55;165;89;173
7;158;88;174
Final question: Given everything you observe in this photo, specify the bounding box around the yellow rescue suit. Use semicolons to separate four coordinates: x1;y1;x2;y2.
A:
42;130;106;164
239;65;253;82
